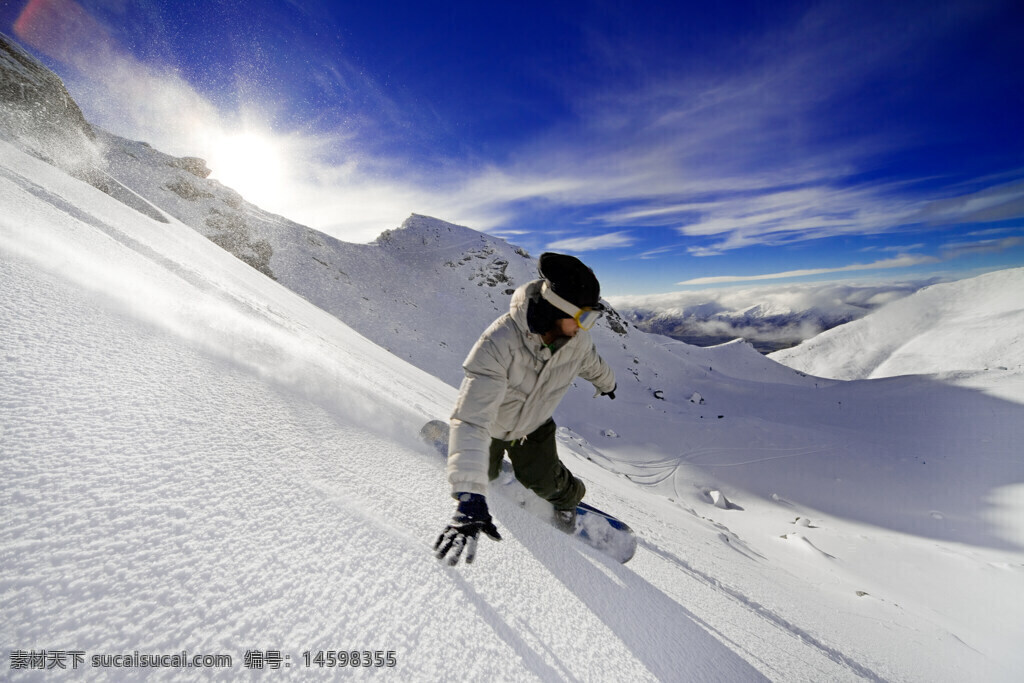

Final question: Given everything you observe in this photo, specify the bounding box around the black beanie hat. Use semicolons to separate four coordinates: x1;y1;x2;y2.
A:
538;252;602;309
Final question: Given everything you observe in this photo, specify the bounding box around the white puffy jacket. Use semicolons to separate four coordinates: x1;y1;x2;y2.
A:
447;279;616;496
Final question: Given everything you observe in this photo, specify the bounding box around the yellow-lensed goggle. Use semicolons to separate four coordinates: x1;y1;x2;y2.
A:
540;282;604;330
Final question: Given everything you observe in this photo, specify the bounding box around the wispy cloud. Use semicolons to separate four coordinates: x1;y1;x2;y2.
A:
676;255;939;286
916;180;1024;225
862;244;927;253
608;180;1024;258
637;245;681;260
547;231;635;252
673;187;910;256
671;229;1023;287
439;2;1022;251
941;235;1024;258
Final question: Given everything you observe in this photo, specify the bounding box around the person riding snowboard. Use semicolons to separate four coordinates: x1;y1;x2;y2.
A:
434;252;617;565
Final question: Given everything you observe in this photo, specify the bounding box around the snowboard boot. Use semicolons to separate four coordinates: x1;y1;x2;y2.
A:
554;507;577;534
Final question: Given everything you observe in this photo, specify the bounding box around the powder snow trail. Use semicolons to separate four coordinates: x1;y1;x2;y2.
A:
638;539;886;682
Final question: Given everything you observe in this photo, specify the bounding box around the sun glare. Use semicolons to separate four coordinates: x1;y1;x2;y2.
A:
207;131;289;208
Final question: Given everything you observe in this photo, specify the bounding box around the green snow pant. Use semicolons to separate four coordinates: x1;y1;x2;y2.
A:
488;419;585;510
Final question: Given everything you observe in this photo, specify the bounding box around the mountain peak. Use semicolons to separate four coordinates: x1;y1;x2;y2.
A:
375;213;493;250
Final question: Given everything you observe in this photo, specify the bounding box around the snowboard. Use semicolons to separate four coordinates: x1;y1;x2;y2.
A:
420;419;637;563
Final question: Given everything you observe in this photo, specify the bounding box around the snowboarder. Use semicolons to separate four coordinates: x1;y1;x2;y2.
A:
434;252;617;565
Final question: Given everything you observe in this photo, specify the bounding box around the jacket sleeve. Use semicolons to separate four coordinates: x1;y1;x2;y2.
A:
447;335;510;498
578;335;616;395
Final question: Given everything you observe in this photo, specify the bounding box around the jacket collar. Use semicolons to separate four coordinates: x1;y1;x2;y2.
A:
509;279;542;334
509;280;578;360
511;280;551;360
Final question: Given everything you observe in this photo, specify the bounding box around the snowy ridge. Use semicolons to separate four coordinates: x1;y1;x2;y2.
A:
3;38;1024;681
770;268;1024;400
66;126;542;386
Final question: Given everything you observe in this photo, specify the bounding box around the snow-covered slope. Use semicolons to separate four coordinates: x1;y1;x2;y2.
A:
65;127;541;386
5;137;1024;681
770;268;1024;401
0;138;766;682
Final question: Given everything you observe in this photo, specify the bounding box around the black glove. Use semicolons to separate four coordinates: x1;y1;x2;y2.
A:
601;384;617;400
434;493;502;566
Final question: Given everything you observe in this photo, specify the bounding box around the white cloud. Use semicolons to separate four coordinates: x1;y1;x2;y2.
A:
676;255;939;286
609;279;937;313
546;231;635;252
965;227;1021;238
916;180;1024;225
862;243;927;253
941;236;1024;258
637;245;681;260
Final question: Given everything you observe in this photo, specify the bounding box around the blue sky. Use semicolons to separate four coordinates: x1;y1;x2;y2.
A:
4;0;1023;295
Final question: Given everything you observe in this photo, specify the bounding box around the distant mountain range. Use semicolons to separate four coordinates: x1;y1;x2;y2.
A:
619;305;859;354
609;280;938;353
